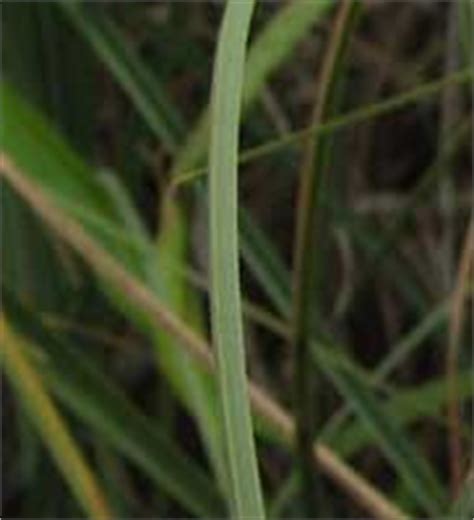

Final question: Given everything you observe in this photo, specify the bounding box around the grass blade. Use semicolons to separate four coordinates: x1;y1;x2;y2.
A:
0;317;113;520
290;2;358;512
209;2;265;517
446;221;473;496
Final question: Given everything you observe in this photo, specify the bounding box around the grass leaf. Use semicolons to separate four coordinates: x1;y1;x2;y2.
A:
209;2;265;517
0;316;113;520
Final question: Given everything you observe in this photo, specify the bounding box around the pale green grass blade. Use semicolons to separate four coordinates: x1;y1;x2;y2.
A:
0;317;113;520
209;1;265;518
314;347;447;516
60;1;184;153
3;292;225;518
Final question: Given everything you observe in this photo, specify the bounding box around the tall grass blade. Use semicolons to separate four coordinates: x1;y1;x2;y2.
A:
209;1;265;517
290;3;358;512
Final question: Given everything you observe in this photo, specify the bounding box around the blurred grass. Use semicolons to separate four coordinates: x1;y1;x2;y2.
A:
1;1;472;519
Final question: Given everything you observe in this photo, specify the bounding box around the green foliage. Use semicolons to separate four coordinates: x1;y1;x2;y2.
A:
2;2;472;518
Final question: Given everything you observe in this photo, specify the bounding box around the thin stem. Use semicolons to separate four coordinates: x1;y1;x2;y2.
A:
171;68;473;188
291;1;358;514
446;220;473;497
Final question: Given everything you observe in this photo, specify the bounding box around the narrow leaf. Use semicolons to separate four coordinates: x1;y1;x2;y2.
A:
0;317;113;520
209;1;265;518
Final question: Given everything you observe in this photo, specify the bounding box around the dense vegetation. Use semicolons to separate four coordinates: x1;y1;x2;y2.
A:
1;1;473;518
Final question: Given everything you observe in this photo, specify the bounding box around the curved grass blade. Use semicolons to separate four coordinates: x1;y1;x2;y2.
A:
0;317;113;520
156;200;230;496
209;2;265;517
2;292;225;518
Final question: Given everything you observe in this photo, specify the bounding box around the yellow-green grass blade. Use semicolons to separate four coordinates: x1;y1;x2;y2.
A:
155;200;230;496
0;317;113;520
2;291;225;518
